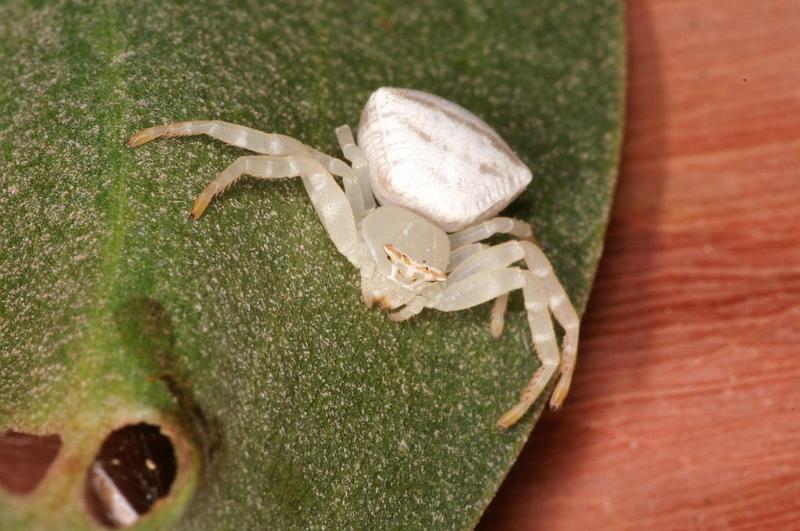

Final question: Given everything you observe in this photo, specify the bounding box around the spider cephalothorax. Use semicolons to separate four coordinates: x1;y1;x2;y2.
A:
128;87;580;430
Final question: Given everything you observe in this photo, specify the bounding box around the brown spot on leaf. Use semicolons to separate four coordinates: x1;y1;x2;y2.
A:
0;430;62;495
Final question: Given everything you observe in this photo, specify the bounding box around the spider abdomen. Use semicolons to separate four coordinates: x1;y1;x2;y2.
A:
357;87;532;233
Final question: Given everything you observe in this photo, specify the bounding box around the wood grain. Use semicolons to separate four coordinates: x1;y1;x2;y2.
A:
479;1;800;529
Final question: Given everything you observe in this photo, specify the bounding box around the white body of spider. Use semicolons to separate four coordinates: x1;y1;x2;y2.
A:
128;87;580;430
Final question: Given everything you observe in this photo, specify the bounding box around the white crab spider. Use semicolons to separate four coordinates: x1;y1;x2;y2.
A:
128;87;580;430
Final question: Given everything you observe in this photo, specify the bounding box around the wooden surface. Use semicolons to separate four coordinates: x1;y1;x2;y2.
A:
479;1;800;529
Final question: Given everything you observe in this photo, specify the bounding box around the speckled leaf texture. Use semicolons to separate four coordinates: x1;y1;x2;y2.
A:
0;1;624;529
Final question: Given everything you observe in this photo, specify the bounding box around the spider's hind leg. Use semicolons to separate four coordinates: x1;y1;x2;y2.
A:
448;217;535;248
446;241;515;338
495;271;560;429
490;293;509;338
336;125;375;210
432;267;560;429
518;242;580;409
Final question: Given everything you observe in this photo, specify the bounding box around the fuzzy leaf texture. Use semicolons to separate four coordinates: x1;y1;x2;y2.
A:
0;0;625;529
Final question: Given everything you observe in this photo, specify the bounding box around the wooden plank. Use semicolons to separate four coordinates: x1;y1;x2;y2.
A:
480;0;800;529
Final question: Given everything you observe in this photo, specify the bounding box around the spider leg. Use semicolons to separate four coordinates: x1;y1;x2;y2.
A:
498;273;559;429
434;268;525;311
515;242;580;409
313;152;366;220
128;120;307;153
447;243;487;272
190;154;361;266
448;241;523;285
446;241;578;386
446;242;517;334
490;293;509;338
431;267;559;430
435;238;580;427
387;295;426;322
336;125;376;211
128;120;365;219
448;240;522;336
449;216;534;249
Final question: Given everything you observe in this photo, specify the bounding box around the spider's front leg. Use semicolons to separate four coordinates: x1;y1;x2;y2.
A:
128;120;366;219
186;154;362;266
128;120;308;153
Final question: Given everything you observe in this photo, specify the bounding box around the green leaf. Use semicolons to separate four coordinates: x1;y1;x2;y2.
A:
0;0;624;529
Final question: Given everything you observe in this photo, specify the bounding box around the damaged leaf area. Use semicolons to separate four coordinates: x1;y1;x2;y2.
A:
0;0;624;529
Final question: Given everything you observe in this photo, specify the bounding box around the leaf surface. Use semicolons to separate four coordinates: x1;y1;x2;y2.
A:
0;1;625;528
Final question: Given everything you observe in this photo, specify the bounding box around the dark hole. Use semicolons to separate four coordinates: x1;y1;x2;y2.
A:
85;423;177;528
0;430;62;495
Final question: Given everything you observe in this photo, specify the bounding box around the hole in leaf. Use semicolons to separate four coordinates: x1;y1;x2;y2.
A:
0;430;62;495
84;423;177;528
